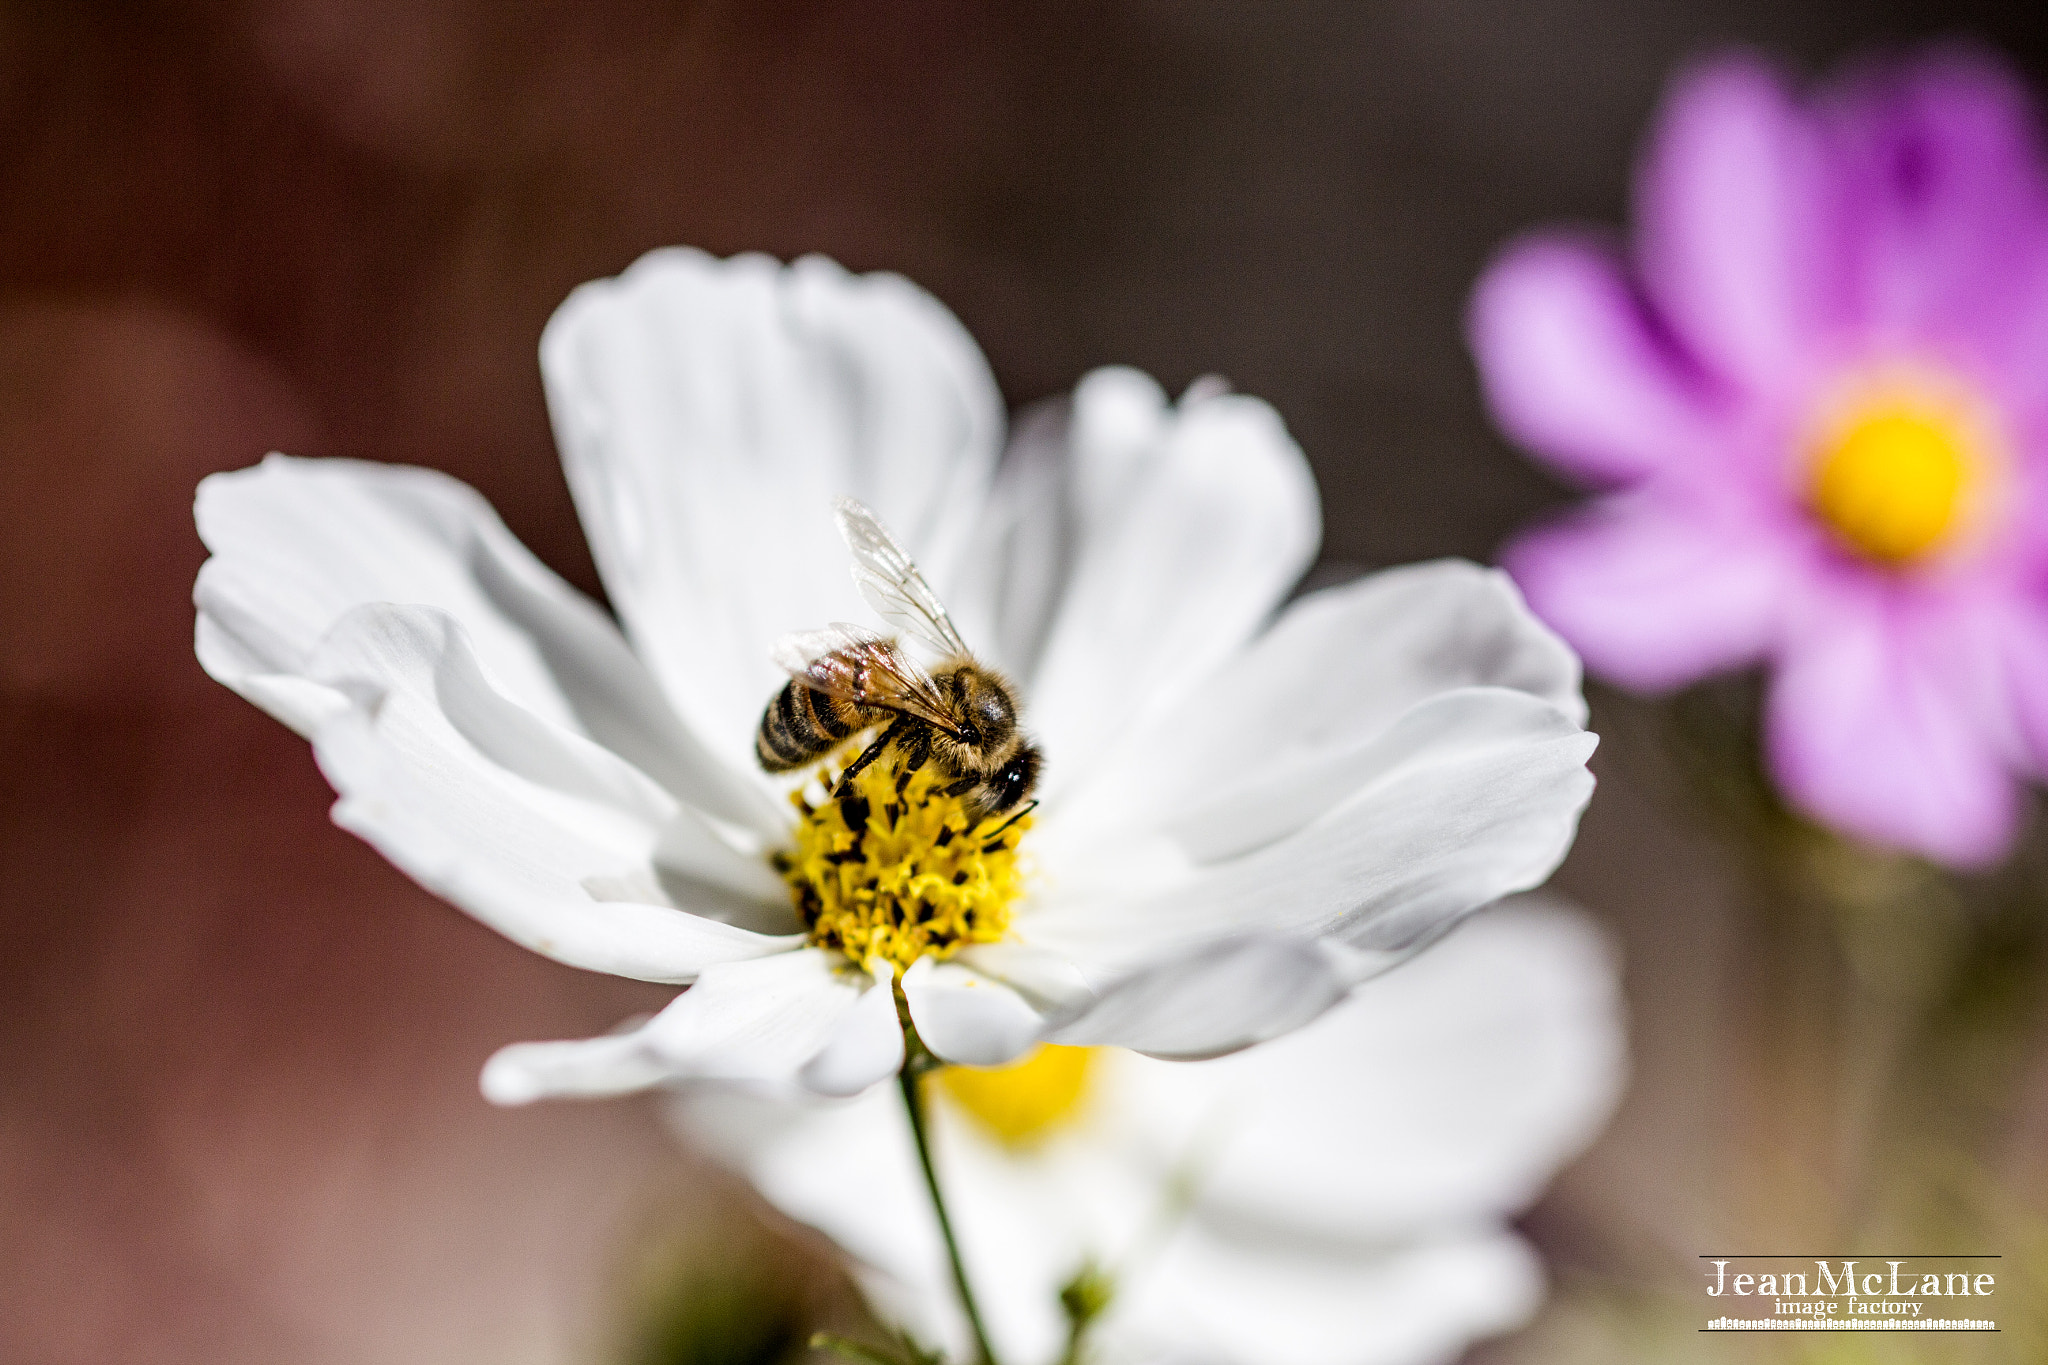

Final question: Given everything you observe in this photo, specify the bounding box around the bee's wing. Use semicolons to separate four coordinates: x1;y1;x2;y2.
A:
771;623;958;730
833;496;973;660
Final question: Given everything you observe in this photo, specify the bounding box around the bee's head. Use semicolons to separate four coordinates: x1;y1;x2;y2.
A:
972;743;1041;820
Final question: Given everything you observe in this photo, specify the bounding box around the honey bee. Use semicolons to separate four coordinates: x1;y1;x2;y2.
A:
756;497;1042;825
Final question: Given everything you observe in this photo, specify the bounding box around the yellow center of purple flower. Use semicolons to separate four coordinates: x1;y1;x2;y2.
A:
936;1044;1099;1146
1807;383;1993;565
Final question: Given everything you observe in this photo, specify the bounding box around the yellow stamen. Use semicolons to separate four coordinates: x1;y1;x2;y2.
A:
773;745;1032;974
936;1044;1099;1147
1808;388;1988;565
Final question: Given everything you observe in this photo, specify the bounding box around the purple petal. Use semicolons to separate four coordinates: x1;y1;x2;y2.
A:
1469;234;1726;486
1636;52;1833;398
1765;587;2020;868
1991;592;2048;778
1823;46;2048;406
1501;490;1791;693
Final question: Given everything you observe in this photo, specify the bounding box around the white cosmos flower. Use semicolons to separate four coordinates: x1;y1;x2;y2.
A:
674;898;1624;1365
192;247;1597;1104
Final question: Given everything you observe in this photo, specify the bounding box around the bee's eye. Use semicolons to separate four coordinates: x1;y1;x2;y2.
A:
957;722;982;746
990;748;1040;811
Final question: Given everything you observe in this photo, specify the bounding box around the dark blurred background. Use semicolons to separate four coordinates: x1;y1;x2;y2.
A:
6;3;2048;1362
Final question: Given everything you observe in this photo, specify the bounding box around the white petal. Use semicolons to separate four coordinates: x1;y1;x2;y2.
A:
1045;936;1352;1059
488;949;867;1103
954;940;1097;1016
481;1024;674;1106
1029;688;1596;979
306;603;800;982
901;959;1046;1066
800;962;905;1096
1014;369;1322;799
1050;559;1584;851
193;453;775;834
1103;1224;1541;1365
539;249;1004;768
942;394;1076;680
1109;900;1625;1240
642;949;868;1079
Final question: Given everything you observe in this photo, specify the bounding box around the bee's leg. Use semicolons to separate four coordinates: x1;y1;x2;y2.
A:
898;725;932;777
892;728;932;798
836;714;909;795
940;774;979;797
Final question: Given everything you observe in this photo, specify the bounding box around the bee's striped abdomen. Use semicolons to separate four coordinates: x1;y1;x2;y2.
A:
756;681;866;772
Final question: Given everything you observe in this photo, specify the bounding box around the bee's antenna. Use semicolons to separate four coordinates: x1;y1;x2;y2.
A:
985;800;1038;840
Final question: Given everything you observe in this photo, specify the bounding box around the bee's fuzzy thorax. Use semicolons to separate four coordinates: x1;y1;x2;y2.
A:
774;743;1033;972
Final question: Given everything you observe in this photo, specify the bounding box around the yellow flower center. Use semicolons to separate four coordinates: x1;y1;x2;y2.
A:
1807;385;1991;565
773;745;1032;974
936;1044;1100;1147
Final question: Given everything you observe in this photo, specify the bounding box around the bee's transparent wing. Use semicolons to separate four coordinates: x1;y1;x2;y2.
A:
834;496;972;659
769;624;886;681
770;622;957;730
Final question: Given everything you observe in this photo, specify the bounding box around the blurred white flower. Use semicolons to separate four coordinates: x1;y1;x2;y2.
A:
193;247;1596;1104
676;898;1625;1365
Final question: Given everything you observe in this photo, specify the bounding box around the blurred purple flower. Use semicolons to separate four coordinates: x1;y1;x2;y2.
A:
1472;45;2048;868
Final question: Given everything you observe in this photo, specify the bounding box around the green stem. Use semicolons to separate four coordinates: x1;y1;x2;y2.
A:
898;1041;1003;1365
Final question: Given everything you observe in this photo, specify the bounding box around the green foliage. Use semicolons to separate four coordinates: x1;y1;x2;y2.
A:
628;1261;807;1365
1055;1261;1115;1365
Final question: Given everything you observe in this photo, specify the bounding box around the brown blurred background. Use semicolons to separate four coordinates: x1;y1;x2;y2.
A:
6;2;2048;1362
